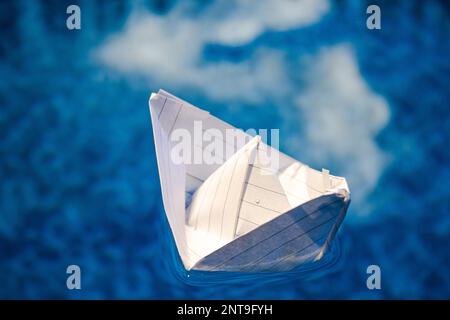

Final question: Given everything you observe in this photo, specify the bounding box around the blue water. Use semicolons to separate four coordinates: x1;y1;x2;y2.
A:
0;0;449;299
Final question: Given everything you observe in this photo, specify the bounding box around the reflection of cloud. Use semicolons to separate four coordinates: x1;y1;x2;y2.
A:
207;0;330;45
295;45;390;209
94;0;330;103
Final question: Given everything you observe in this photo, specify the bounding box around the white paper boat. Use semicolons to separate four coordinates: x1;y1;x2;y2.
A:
149;89;350;272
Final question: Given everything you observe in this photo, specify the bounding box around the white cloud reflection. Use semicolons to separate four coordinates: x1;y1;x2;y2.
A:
295;45;390;209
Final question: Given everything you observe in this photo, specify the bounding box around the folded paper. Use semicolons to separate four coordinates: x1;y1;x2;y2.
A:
149;89;350;272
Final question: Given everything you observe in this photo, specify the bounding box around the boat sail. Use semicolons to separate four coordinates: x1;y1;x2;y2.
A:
149;89;350;272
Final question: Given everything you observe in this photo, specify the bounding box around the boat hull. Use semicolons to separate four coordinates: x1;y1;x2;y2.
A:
192;192;350;272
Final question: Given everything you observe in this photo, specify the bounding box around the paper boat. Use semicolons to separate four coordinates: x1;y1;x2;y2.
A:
149;89;350;272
